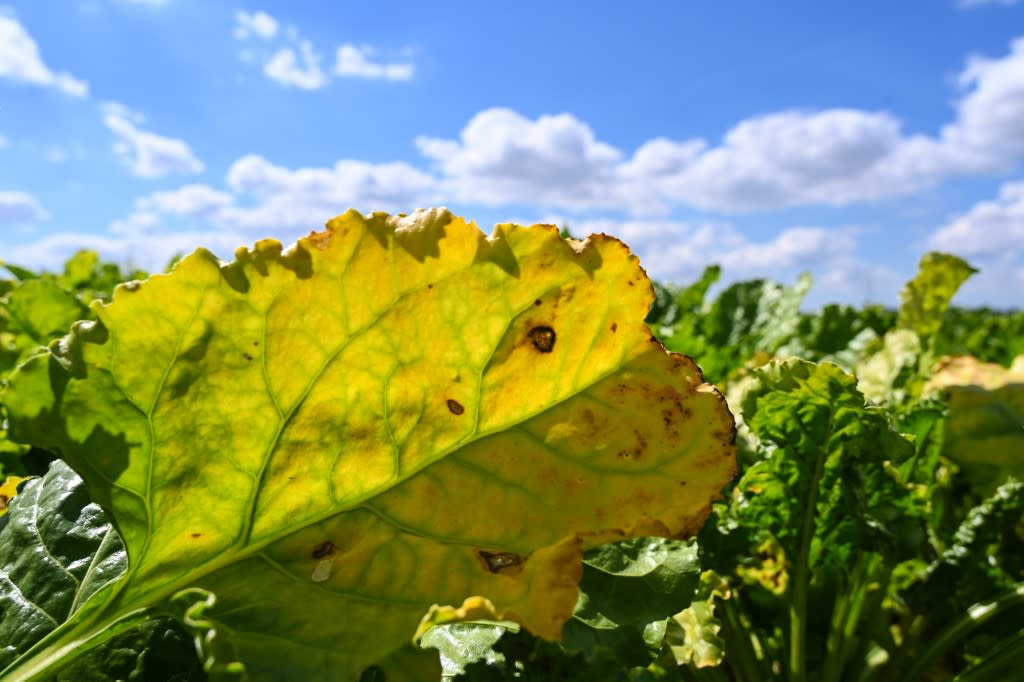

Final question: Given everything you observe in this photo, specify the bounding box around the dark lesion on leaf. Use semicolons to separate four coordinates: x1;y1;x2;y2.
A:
447;399;465;415
476;549;524;574
190;533;202;539
312;541;336;560
528;326;556;352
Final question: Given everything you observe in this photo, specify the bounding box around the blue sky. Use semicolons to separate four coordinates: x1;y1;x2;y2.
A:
1;0;1023;308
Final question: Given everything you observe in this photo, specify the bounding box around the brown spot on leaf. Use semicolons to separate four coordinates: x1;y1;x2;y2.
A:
312;541;335;560
252;341;259;347
534;298;542;306
0;495;8;510
529;326;556;352
447;399;465;415
476;550;524;574
191;533;202;539
242;353;253;361
611;322;617;332
427;283;434;289
309;230;332;250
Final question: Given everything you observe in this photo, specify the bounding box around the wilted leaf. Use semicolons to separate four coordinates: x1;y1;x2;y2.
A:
2;209;736;680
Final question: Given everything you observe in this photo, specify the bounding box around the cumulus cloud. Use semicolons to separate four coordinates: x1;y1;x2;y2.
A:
0;190;48;223
137;183;235;216
233;10;278;40
6;230;251;274
235;13;414;88
567;217;893;306
417;108;622;210
411;36;1024;215
102;101;204;177
263;41;326;89
102;152;435;246
0;11;88;96
334;45;414;81
925;179;1024;307
108;210;160;236
928;180;1024;257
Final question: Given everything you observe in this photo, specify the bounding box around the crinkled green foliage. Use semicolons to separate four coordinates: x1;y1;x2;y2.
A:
0;252;148;476
0;461;201;679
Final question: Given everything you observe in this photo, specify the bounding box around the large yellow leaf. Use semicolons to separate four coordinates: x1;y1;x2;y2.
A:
3;209;735;680
924;354;1024;490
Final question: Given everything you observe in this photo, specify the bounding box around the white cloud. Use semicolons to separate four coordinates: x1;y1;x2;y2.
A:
568;217;893;306
233;10;278;40
926;179;1024;307
6;230;251;274
0;190;48;223
264;41;325;89
928;180;1024;257
220;154;435;230
236;16;414;88
959;0;1021;7
137;183;235;216
334;44;414;81
101;152;435;245
108;210;160;235
412;36;1024;215
0;11;88;96
417;108;622;210
44;145;68;164
102;103;204;178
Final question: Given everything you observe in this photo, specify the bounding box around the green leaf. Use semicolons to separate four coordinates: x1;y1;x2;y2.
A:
0;461;126;670
4;279;88;350
3;209;736;680
565;537;701;662
58;251;101;291
694;274;811;381
419;622;517;680
675;265;721;314
897;252;976;342
53;617;206;682
1;262;39;281
734;359;925;680
665;570;730;668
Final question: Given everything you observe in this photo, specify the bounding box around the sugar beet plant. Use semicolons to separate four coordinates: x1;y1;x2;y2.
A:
1;210;1022;681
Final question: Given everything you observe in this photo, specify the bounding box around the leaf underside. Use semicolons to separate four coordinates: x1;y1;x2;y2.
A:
3;208;736;679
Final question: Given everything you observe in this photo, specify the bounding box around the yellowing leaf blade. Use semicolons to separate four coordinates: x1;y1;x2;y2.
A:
3;209;735;680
